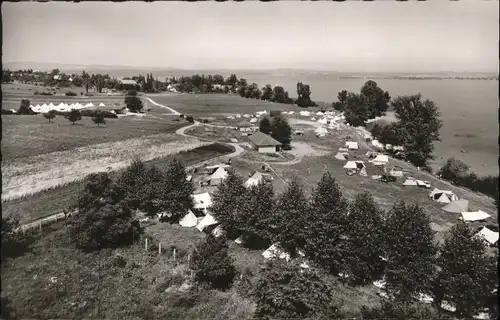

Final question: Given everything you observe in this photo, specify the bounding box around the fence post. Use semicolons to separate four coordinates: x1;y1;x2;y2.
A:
145;238;148;252
158;243;162;256
173;248;176;262
39;221;42;232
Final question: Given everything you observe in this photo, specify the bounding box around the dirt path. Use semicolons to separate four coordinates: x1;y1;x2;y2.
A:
144;97;180;115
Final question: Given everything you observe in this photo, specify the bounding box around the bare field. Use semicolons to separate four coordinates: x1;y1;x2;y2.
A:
2;133;208;201
1;115;186;160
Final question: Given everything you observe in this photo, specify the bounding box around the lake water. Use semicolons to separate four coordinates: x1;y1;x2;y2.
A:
238;75;498;176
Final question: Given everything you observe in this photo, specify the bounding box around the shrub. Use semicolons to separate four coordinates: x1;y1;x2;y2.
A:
79;109;118;119
1;109;16;115
43;110;57;122
361;300;451;320
189;234;236;290
253;260;340;319
66;109;82;124
1;215;35;261
185;115;194;123
437;158;470;182
65;91;77;96
92;111;107;126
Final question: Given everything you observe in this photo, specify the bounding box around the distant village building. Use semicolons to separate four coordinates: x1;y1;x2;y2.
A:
120;79;139;90
248;132;282;153
53;75;62;80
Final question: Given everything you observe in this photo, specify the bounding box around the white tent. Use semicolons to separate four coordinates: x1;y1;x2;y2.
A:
461;210;491;222
372;139;385;149
345;141;359;150
318;117;328;125
300;110;311;117
288;111;295;115
475;226;498;245
441;301;456;312
371;154;389;166
212;225;225;238
205;163;231;171
442;199;469;213
311;117;317;121
236;114;242;118
338;147;349;152
249;118;258;123
243;114;250;118
314;127;328;137
192;192;212;211
99;102;106;107
403;178;418;186
417;293;434;304
210;167;228;186
389;169;404;177
344;161;358;169
196;213;218;232
234;235;245;244
429;189;458;203
315;111;324;116
179;210;198;227
334;152;349;160
48;103;55;109
41;103;49;109
262;243;290;261
256;110;267;116
245;171;265;188
416;180;431;188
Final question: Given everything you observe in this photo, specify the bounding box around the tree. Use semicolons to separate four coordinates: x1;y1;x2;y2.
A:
158;158;195;222
68;198;138;251
190;234;236;290
270;115;292;148
1;215;34;261
253;260;340;319
259;117;272;135
390;94;442;167
82;70;92;93
332;101;345;112
344;93;370;127
125;89;143;113
434;222;497;317
92;111;106;126
341;192;385;285
383;201;437;304
71;172;114;214
66;109;82;124
17;99;35;115
210;170;248;238
296;82;315;108
43;110;57;122
437;158;470;182
239;181;275;249
115;159;148;210
360;80;391;118
304;172;349;274
271;86;292;104
261;84;273;101
272;178;309;257
337;90;348;105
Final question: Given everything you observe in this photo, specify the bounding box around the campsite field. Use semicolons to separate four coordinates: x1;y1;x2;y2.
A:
2;143;234;224
145;93;324;117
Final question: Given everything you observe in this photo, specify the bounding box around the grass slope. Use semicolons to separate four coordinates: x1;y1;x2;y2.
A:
2;143;234;224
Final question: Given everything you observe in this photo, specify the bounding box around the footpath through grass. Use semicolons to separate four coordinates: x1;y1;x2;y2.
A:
2;143;234;224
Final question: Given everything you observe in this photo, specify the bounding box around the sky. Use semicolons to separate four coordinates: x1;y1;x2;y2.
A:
2;1;498;72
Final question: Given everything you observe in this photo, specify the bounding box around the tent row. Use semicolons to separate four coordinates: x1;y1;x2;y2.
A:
30;102;107;113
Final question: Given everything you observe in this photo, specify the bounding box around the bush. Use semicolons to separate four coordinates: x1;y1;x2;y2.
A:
185;115;194;123
1;109;16;115
92;111;107;126
361;300;451;320
65;91;77;96
437;158;470;182
253;260;340;319
80;109;117;118
189;234;236;290
1;215;35;261
43;110;57;122
17;99;35;115
66;109;82;124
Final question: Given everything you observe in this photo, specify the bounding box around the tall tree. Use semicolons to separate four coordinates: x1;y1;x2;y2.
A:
272;178;309;257
190;234;236;290
210;170;248;238
434;222;497;317
295;82;315;108
17;99;35;115
160;158;195;222
304;172;349;274
341;192;386;285
82;70;91;93
43;110;57;123
337;89;348;105
125;89;143;113
261;84;273;101
383;201;437;304
253;260;340;319
259;116;272;135
344;93;370;127
239;181;275;249
390;94;442;167
270;115;292;148
360;80;391;118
